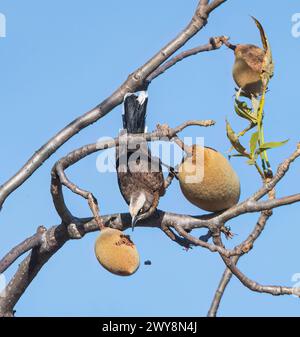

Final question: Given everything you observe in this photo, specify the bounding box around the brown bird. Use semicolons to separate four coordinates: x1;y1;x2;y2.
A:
228;42;265;97
116;92;165;230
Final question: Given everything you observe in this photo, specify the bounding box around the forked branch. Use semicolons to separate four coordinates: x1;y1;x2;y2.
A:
0;0;227;210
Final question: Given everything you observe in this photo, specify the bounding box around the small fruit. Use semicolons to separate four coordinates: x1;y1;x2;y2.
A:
232;44;265;97
94;228;140;276
178;146;240;212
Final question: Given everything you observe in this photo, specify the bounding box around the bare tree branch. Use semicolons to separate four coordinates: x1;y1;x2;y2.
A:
207;209;272;317
161;225;192;249
0;1;227;210
174;224;231;255
207;255;239;317
207;0;228;13
207;170;277;317
200;0;209;6
50;125;299;232
147;36;229;83
2;0;299;317
251;144;300;201
51;120;215;222
1;139;300;317
207;166;297;314
0;226;46;274
0;210;214;316
214;232;299;296
0;225;69;317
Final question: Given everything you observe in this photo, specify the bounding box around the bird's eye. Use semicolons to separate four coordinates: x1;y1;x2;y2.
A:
139;208;144;214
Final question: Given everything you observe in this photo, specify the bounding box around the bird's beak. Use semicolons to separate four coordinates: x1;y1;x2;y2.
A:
131;216;137;231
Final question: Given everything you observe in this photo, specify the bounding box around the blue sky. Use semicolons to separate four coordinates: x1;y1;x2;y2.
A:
0;0;300;317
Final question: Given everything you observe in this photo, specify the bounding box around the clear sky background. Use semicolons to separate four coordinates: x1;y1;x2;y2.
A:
0;0;300;317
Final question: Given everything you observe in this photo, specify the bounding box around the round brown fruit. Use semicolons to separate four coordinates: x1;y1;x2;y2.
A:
178;145;240;212
94;228;140;276
232;44;265;97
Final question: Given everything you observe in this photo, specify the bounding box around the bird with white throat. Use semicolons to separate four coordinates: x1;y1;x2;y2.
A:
116;91;165;230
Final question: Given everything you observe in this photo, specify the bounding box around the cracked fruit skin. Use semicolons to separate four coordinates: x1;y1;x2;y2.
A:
94;228;140;276
232;44;265;97
178;146;240;212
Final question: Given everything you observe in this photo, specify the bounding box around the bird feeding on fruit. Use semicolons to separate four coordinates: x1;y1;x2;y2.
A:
116;91;165;230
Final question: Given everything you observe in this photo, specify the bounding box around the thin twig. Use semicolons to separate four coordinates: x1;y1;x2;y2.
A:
147;36;229;83
214;233;299;296
0;210;214;316
207;210;272;316
0;226;46;274
207;255;239;317
0;1;226;210
208;175;277;316
51;120;215;222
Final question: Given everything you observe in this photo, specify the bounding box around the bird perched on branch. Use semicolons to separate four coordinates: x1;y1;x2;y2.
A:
116;92;165;230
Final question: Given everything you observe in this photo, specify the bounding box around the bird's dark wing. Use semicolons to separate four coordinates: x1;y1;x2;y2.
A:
116;141;165;202
123;93;147;133
127;147;165;196
117;170;136;205
115;144;134;204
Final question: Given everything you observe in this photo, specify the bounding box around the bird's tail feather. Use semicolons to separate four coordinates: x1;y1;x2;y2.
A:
122;91;148;134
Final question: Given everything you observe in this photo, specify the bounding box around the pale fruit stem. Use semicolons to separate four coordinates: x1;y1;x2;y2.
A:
87;194;105;231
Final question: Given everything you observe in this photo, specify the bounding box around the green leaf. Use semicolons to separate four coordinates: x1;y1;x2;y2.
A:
249;131;259;157
255;139;289;156
259;139;289;151
228;154;245;160
226;120;248;156
251;16;268;52
234;99;257;124
251;16;274;82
